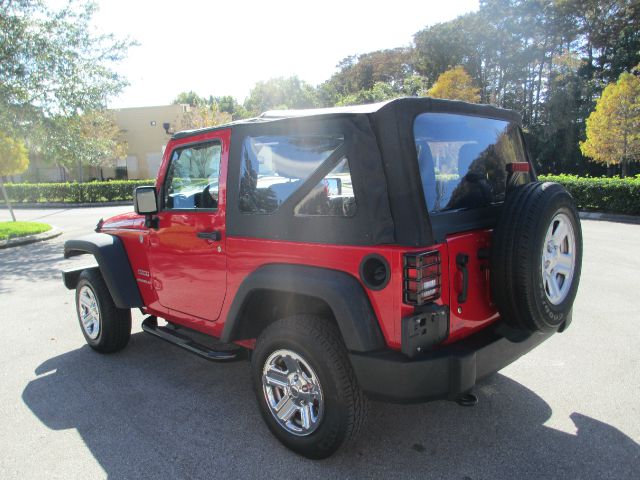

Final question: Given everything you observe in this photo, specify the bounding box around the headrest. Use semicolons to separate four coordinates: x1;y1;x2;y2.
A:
458;143;483;175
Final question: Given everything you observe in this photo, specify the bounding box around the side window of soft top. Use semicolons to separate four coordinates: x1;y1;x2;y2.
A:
164;142;221;210
294;157;357;217
238;134;346;214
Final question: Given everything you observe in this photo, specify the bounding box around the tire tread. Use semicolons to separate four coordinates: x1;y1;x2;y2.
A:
491;182;582;332
77;269;131;353
252;315;367;458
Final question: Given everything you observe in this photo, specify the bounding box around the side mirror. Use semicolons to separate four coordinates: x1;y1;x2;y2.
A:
134;186;158;215
324;177;342;196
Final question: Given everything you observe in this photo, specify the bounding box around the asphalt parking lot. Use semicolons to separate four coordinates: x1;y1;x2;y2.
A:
0;206;638;479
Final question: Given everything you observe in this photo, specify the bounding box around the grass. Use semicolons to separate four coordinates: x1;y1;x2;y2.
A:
0;221;52;241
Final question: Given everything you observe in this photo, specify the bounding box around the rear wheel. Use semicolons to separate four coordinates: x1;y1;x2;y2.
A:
75;269;131;353
491;182;582;332
251;315;367;459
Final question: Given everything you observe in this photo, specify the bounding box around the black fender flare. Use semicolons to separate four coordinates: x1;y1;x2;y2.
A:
221;264;386;352
63;233;143;309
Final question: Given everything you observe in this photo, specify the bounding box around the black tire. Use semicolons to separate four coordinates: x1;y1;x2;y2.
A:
491;182;582;332
75;269;131;353
251;315;367;459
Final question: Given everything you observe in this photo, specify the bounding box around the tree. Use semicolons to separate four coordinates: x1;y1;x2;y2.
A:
173;91;207;107
244;77;319;115
336;82;399;106
218;97;252;120
402;75;428;96
41;111;128;181
173;92;251;121
558;0;640;83
322;48;414;99
427;66;481;103
1;0;133;180
0;133;29;220
214;95;236;114
580;70;640;177
212;95;251;119
413;17;472;84
528;51;598;175
178;104;232;131
1;1;132;130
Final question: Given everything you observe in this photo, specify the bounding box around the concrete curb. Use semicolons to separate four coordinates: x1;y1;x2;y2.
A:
579;211;640;225
0;201;132;209
0;226;63;249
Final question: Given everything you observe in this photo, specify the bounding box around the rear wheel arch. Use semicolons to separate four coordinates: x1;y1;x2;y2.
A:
221;264;386;352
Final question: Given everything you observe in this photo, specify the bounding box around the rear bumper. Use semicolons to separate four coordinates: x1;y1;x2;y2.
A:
349;324;555;403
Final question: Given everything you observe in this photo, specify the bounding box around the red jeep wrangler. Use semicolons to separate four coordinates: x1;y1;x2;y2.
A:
62;98;582;458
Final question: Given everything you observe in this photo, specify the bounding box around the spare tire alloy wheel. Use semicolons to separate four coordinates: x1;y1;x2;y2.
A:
262;349;324;436
541;213;576;305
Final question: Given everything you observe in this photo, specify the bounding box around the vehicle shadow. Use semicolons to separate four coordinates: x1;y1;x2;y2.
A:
23;333;639;480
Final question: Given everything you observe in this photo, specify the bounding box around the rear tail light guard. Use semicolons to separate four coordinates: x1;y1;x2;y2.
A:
403;250;441;305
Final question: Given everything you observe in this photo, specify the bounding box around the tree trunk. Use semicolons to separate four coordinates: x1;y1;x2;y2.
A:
534;49;549;124
0;177;17;222
622;128;629;178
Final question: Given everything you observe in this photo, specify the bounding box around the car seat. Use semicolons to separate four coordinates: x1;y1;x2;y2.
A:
418;142;437;212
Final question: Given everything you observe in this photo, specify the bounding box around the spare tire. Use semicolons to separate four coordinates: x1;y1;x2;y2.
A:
491;182;582;332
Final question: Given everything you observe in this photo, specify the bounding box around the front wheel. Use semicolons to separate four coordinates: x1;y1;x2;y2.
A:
75;269;131;353
251;315;367;459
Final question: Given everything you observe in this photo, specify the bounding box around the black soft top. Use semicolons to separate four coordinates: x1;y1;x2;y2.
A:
174;98;524;247
262;97;520;125
172;98;520;140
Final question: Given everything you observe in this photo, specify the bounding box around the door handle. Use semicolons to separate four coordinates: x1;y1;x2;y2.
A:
197;231;221;241
456;253;469;304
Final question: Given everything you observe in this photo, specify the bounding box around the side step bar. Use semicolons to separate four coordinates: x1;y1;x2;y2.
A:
141;316;240;362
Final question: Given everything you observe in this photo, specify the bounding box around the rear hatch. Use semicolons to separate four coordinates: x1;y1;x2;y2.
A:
413;111;532;341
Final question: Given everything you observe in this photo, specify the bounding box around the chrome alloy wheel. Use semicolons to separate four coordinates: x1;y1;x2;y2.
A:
541;212;576;305
78;285;101;340
262;349;324;436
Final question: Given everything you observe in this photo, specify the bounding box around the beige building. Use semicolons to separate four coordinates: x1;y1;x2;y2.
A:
111;104;190;179
20;104;191;182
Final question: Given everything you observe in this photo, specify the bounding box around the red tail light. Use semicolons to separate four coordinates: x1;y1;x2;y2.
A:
403;250;441;305
507;162;530;173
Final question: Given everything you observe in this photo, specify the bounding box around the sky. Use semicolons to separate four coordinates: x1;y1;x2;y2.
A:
78;0;480;108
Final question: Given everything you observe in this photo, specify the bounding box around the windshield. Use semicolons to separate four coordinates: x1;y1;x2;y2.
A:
413;112;526;213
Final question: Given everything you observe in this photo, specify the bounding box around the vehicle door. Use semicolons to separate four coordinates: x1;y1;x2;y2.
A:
147;130;229;321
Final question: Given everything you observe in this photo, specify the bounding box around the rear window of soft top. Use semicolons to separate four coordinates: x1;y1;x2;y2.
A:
413;112;527;213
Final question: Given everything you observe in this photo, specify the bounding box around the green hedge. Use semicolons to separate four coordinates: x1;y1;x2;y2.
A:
539;174;640;216
3;176;640;215
4;180;155;203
